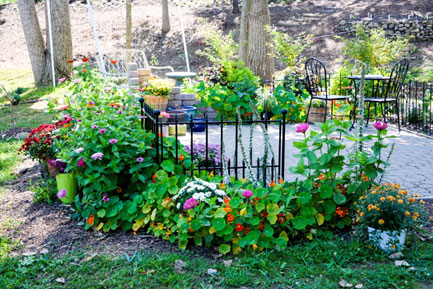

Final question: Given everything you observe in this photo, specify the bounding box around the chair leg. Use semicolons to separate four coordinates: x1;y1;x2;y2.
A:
366;102;371;127
306;97;313;123
382;103;387;123
396;101;401;132
324;100;328;123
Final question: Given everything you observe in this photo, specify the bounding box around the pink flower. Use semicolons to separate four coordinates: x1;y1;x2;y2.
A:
109;138;118;144
183;198;198;210
242;190;253;198
374;121;388;131
75;147;84;154
102;194;110;202
197;40;202;46
160;111;170;118
137;88;144;92
296;123;309;133
136;157;144;162
57;189;67;199
116;110;123;114
91;124;99;129
91;152;104;160
99;128;107;134
58;77;66;83
78;157;86;167
74;79;80;84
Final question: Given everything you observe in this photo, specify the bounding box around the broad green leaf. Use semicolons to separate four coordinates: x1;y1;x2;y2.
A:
315;213;325;226
292;216;308;230
97;209;106;218
219;244;231;255
191;219;201;231
263;225;274;237
212;218;226;231
214;208;227;218
320;185;333;199
333;192;347;205
267;203;280;215
161;160;175;173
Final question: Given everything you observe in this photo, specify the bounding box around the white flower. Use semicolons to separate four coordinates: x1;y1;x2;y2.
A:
209;183;217;190
176;203;180;209
75;147;84;154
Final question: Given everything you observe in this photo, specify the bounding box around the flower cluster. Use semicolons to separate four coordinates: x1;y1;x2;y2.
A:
184;143;225;167
173;178;226;210
355;183;427;231
19;123;61;160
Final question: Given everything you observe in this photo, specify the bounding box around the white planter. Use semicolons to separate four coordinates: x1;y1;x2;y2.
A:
368;227;406;252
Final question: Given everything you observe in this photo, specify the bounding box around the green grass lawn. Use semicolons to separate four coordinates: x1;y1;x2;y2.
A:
0;140;23;185
0;236;431;288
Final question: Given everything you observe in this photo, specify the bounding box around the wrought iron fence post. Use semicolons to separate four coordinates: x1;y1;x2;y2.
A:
281;109;287;181
155;110;160;164
139;97;144;130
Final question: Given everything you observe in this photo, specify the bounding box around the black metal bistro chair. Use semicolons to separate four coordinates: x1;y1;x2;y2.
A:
304;58;351;123
364;58;409;131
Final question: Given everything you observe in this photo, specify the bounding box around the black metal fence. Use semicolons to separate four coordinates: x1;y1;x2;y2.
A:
139;98;288;185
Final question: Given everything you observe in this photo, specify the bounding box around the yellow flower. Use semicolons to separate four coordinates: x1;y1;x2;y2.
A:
398;199;403;204
393;184;400;189
360;212;365;217
409;198;415;203
398;190;405;195
420;200;425;204
413;216;418;221
376;207;380;211
356;218;360;223
415;194;420;197
378;219;385;225
391;244;396;249
252;244;258;250
219;183;226;189
371;190;377;195
354;202;357;205
404;211;411;217
413;212;419;218
380;197;386;202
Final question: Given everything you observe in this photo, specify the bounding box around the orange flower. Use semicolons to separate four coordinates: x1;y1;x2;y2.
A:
223;206;232;213
223;196;230;204
63;123;71;128
152;174;157;183
83;69;87;73
85;103;95;108
269;180;276;187
82;57;89;62
336;103;341;108
219;183;226;189
245;112;250;117
179;154;184;161
227;214;234;222
235;223;244;232
86;214;95;226
110;59;117;64
116;187;122;193
335;207;349;218
361;173;368;181
408;197;415;203
278;178;284;184
378;219;385;225
319;174;326;180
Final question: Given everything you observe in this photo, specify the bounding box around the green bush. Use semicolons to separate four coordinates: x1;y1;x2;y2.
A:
269;29;313;67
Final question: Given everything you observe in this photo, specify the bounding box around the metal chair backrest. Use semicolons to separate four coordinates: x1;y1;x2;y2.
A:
385;58;409;101
305;57;328;99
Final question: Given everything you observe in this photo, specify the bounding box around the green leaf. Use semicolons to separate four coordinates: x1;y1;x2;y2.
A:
229;198;241;208
256;203;265;212
106;206;118;218
293;141;308;150
161;160;175;173
211;218;226;231
297;191;312;205
191;219;201;231
306;151;317;164
292;216;308;230
267;214;278;224
214;208;227;218
300;206;317;217
275;237;287;249
320;185;333;199
249;216;260;226
263;225;274;237
97;209;106;218
333;192;347;205
219;244;231;255
323;200;336;216
267;203;280;215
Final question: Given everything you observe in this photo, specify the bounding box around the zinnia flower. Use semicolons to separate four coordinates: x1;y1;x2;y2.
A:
82;57;89;62
57;189;67;199
242;190;253;198
99;128;107;134
136;157;144;163
78;157;86;167
373;121;388;131
91;124;99;129
74;79;80;83
110;59;117;64
91;152;104;160
378;219;385;225
296;123;309;133
58;77;66;83
75;147;84;154
109;138;118;144
183;198;198;210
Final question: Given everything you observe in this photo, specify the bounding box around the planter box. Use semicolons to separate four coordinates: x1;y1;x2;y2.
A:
145;95;169;111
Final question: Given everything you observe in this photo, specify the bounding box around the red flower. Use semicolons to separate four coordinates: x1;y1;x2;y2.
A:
262;211;268;218
86;214;95;226
152;174;157;183
235;223;244;232
227;214;234;222
259;222;265;231
82;57;89;62
243;227;251;235
179;154;184;162
67;59;74;63
110;59;117;64
335;207;349;218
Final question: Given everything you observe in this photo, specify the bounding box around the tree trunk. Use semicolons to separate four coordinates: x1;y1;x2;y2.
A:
232;0;240;14
239;0;251;64
162;0;170;33
18;0;72;86
17;0;46;85
246;0;274;80
43;0;73;83
126;0;132;49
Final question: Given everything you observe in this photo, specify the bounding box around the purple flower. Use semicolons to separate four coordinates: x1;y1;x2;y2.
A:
183;198;198;210
74;79;80;84
91;152;104;160
116;110;123;114
102;194;110;202
75;147;84;154
88;101;95;105
374;121;388;131
57;189;67;199
78;157;86;167
139;115;147;119
296;123;309;133
92;124;99;129
104;87;112;92
99;128;107;134
242;190;253;198
58;77;66;83
136;157;144;163
109;138;118;144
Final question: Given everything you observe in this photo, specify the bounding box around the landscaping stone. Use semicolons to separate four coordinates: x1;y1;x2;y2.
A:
174;259;186;270
171;87;182;94
182;100;199;106
178;93;197;101
167;100;182;108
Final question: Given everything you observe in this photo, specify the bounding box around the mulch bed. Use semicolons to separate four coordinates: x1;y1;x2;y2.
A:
0;159;431;258
0;127;32;140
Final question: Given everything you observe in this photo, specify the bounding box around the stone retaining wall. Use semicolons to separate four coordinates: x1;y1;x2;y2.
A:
337;18;433;42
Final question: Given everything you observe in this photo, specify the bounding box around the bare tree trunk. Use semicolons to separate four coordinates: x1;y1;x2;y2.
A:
246;0;274;80
126;0;132;49
17;0;46;85
232;0;240;14
239;0;251;64
43;0;73;83
18;0;72;86
162;0;170;33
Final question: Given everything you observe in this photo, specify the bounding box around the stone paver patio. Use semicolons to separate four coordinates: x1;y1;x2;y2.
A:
175;123;433;199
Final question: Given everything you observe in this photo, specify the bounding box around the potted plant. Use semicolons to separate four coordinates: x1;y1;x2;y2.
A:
257;87;276;120
306;99;327;123
355;183;427;252
139;79;175;111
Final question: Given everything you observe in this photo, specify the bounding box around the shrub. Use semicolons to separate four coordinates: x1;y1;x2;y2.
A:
269;29;313;67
